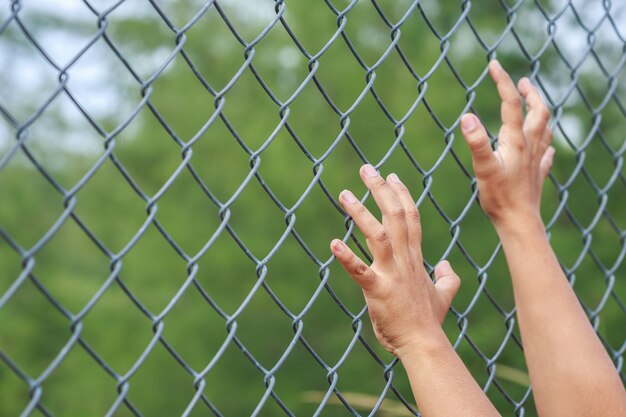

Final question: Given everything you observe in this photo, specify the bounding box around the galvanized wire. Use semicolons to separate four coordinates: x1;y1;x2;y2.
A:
1;0;625;416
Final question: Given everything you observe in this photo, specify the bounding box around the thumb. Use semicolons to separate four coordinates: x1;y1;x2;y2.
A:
434;260;461;323
460;113;500;178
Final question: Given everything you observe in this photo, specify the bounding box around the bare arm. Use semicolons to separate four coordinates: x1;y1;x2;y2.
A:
460;60;626;417
330;165;500;417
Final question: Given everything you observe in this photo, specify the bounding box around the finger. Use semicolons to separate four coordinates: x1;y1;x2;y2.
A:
518;77;551;149
331;239;377;292
461;113;501;178
339;189;393;264
386;173;422;255
539;146;555;180
360;164;409;248
434;260;461;323
489;60;525;148
538;125;553;155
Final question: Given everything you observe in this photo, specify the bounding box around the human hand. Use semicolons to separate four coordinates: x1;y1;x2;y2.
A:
330;165;461;358
460;60;555;230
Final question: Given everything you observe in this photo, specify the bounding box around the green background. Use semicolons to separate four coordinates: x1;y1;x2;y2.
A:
1;1;624;416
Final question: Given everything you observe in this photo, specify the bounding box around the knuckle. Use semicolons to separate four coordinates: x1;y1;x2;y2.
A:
539;107;551;124
353;203;369;217
389;204;406;220
475;136;492;152
372;227;389;244
504;95;523;109
542;128;553;145
464;131;478;144
406;206;421;223
526;111;551;139
353;260;370;277
467;133;489;150
544;126;553;137
502;127;525;149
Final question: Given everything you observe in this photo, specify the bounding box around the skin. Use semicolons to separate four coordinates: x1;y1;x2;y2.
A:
460;60;626;417
330;166;500;417
330;60;626;416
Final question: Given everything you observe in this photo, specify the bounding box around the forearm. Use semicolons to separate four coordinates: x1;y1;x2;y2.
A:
398;329;501;417
496;215;626;417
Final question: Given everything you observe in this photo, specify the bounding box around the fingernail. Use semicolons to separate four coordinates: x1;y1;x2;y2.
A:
461;114;477;132
491;59;502;72
340;190;357;204
332;240;344;253
518;77;531;92
388;173;402;184
437;260;453;275
362;164;379;178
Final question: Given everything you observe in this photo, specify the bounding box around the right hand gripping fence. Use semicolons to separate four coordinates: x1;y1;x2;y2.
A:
0;1;624;416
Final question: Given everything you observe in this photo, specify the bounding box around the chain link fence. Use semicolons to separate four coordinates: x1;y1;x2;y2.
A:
1;0;625;416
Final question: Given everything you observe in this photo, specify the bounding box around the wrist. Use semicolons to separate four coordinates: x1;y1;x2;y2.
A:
395;327;453;362
491;212;545;238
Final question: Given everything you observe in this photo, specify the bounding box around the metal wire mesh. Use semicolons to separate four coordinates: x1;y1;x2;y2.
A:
1;0;625;416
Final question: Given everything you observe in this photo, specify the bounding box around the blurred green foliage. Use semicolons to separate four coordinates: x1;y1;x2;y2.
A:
1;1;624;416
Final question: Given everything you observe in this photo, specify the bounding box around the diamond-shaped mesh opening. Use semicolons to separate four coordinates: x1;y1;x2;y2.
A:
1;1;625;416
